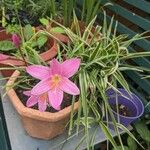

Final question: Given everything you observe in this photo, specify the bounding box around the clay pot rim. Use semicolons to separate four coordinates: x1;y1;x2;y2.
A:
0;56;25;66
39;36;58;61
6;70;79;122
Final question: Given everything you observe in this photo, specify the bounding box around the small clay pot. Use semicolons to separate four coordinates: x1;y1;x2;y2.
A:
37;23;70;44
6;70;79;139
0;30;12;40
0;57;25;77
0;30;58;77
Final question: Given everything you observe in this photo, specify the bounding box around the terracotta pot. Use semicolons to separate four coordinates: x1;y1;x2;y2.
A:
0;30;58;77
40;36;58;61
0;57;25;77
6;70;79;139
0;30;12;40
52;33;70;43
37;24;70;44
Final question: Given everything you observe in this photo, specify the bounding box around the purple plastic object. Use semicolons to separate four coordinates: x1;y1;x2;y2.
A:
106;88;144;127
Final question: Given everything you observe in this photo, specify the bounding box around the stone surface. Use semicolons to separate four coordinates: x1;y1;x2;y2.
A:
0;75;131;150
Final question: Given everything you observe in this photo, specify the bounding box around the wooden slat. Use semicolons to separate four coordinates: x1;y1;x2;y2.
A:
129;84;150;114
106;3;150;30
124;0;150;14
128;47;150;68
98;13;150;51
124;70;150;95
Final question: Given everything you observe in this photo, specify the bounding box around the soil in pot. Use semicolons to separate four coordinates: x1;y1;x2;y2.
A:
16;87;78;113
110;104;133;117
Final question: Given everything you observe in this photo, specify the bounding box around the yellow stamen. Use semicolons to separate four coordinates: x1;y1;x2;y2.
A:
50;74;61;89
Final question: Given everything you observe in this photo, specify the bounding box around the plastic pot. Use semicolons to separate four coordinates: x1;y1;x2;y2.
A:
106;88;144;127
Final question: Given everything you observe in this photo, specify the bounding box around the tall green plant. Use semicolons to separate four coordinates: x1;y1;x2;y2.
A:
79;0;111;25
0;0;110;27
51;14;150;149
26;0;57;18
61;0;76;27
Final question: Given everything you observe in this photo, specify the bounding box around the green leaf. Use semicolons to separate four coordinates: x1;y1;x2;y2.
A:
89;128;98;149
112;146;129;150
121;52;150;60
127;136;137;150
0;41;15;51
113;70;130;94
39;18;49;26
50;27;65;34
134;121;150;142
37;35;47;48
117;123;144;149
24;24;34;41
78;117;95;127
99;121;118;150
31;41;38;47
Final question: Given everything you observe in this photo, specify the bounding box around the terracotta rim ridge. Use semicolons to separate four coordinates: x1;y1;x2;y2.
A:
40;37;58;61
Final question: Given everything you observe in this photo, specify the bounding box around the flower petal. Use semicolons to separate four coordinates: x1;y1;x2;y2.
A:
50;59;62;75
26;96;38;107
59;77;80;95
26;65;51;80
38;97;47;112
0;53;9;61
23;90;31;96
48;88;63;110
31;79;50;95
61;58;80;78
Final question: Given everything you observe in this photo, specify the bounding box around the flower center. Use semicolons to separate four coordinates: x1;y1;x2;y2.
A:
50;74;61;89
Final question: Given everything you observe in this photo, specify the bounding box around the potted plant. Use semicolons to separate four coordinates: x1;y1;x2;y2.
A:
50;16;150;149
6;57;80;139
4;16;150;149
0;24;58;77
106;88;144;127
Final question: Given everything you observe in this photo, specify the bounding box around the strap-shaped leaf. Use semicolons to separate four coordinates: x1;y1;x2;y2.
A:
113;70;130;94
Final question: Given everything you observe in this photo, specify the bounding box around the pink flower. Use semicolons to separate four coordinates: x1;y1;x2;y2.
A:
23;90;48;112
26;58;80;110
12;34;21;48
0;53;9;61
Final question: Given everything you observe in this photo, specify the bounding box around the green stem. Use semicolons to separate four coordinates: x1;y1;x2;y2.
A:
51;0;56;17
62;0;68;26
18;47;28;66
14;8;28;66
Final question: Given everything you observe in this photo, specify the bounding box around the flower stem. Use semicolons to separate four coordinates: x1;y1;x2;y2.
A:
18;47;28;66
